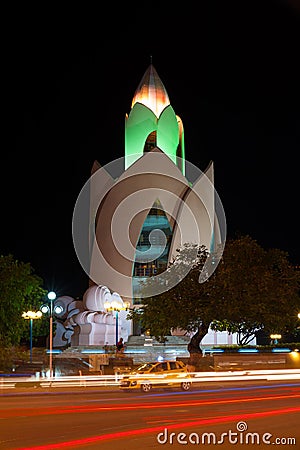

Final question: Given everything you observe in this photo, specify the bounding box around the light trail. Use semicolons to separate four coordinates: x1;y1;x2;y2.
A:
1;368;300;390
1;390;300;419
13;406;300;449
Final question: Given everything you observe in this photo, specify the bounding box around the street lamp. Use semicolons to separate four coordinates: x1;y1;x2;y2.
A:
270;334;282;345
104;297;130;348
40;291;63;378
22;310;42;363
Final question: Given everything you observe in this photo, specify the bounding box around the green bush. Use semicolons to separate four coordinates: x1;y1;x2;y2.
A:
0;346;29;372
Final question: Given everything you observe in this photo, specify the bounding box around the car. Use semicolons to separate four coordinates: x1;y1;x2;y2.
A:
119;360;193;392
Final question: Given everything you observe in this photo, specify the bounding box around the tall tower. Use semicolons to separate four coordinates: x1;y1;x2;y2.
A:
87;63;222;317
69;63;225;346
125;65;186;305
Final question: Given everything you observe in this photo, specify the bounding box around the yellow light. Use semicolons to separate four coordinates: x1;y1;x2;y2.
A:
111;300;119;310
270;334;282;339
104;301;112;310
104;300;130;312
290;351;300;361
22;310;43;320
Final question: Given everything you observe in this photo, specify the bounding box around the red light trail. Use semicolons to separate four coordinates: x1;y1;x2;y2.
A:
13;406;300;449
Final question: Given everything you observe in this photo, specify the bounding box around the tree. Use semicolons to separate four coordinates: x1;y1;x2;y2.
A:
128;236;300;354
210;237;300;344
0;254;47;346
128;243;222;354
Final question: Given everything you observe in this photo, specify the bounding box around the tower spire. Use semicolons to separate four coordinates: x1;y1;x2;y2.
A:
131;64;169;117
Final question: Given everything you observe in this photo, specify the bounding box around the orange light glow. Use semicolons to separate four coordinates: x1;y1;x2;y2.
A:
131;65;170;117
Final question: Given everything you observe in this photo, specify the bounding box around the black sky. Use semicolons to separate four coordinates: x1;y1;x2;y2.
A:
2;1;300;298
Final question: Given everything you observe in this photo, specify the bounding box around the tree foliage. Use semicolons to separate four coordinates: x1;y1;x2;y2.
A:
128;236;300;353
0;254;47;346
128;243;222;353
210;237;300;344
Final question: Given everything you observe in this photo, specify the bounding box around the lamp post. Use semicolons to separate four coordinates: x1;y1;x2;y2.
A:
104;299;130;348
48;291;56;378
270;334;282;345
22;310;42;363
40;291;57;378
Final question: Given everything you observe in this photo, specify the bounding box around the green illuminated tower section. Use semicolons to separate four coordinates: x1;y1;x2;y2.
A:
125;64;185;175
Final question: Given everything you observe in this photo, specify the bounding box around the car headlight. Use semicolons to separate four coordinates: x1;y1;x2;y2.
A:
131;381;137;386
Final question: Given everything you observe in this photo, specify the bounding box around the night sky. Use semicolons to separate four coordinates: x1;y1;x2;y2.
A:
2;1;300;299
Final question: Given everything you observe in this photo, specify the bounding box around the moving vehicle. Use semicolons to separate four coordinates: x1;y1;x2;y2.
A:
119;360;192;392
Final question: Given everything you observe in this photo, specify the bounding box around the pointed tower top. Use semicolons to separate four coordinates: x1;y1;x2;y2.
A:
131;64;170;118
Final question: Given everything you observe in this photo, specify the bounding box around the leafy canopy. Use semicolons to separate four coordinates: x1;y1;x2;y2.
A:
0;254;47;345
128;236;300;351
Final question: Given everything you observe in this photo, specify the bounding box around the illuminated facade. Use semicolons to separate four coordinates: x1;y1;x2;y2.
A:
88;64;222;307
55;64;229;347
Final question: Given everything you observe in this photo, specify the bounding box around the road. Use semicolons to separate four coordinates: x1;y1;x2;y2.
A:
0;380;299;449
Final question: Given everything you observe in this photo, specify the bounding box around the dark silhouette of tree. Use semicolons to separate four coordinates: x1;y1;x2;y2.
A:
0;254;47;346
128;236;300;353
